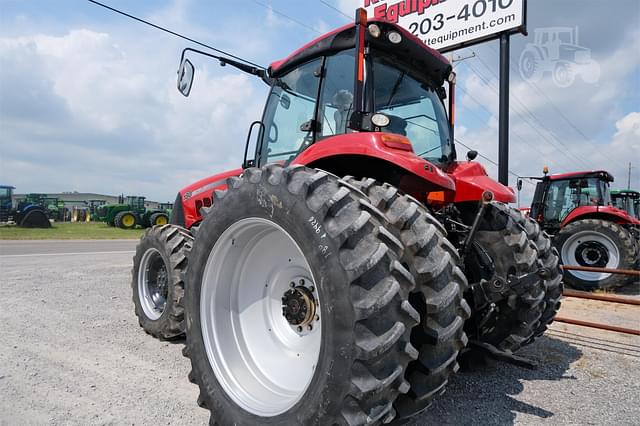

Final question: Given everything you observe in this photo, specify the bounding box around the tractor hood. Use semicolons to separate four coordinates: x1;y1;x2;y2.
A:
443;161;516;203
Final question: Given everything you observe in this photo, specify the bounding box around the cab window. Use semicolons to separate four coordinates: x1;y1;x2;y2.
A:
260;59;321;165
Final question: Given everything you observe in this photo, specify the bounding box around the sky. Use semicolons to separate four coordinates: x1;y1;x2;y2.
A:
0;0;638;205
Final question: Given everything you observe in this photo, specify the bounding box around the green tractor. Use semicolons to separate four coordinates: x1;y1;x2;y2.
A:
611;189;640;220
95;195;169;229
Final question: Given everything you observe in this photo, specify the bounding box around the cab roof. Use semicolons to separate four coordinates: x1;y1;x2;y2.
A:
268;19;452;85
611;189;640;197
548;170;614;182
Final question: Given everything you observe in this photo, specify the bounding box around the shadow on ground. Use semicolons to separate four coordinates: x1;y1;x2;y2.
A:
410;336;582;425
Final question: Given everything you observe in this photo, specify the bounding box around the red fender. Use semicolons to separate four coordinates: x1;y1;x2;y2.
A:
441;161;516;204
560;205;640;228
292;132;455;192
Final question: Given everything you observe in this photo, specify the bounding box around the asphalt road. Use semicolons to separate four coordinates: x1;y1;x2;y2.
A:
1;240;638;425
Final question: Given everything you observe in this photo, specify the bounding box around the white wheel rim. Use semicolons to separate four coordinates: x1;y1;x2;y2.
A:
561;230;620;282
138;248;168;320
201;217;321;417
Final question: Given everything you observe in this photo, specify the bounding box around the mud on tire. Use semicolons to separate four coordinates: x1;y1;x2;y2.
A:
184;165;420;425
131;224;192;339
465;203;545;353
345;177;469;421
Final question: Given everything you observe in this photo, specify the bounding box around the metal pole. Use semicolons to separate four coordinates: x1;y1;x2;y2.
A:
498;34;510;185
554;316;640;336
562;289;640;306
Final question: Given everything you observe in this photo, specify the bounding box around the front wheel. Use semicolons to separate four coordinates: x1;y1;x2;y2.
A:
184;165;419;425
115;211;137;229
131;224;193;339
556;219;638;290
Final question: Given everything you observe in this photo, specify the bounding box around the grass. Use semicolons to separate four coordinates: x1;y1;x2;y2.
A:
0;221;145;240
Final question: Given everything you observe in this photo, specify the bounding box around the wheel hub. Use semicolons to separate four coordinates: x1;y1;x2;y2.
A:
282;282;317;331
138;248;169;320
576;240;609;267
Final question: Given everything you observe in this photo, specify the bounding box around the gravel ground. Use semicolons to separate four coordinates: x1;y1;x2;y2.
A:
1;240;638;425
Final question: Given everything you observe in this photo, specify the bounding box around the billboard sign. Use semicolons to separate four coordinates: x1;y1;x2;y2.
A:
363;0;527;52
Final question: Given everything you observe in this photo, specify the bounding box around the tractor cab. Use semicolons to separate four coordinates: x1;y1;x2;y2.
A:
0;185;15;222
530;170;637;232
256;26;454;170
611;189;640;220
126;196;146;213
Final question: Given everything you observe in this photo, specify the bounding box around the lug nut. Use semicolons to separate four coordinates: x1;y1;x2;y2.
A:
309;286;315;292
299;279;305;285
307;324;313;331
315;315;320;322
297;326;303;332
290;282;295;288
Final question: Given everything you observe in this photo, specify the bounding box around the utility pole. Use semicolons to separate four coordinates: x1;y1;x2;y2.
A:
498;34;510;186
628;162;632;189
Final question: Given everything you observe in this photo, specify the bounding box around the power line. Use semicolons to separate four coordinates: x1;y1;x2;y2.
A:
87;0;264;69
462;58;594;169
488;43;604;151
317;0;352;21
456;85;560;169
469;52;594;167
252;0;323;34
455;138;535;185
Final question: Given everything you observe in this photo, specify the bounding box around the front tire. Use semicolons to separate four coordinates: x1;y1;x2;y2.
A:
185;165;419;425
115;211;137;229
131;225;193;339
556;219;638;290
464;203;545;353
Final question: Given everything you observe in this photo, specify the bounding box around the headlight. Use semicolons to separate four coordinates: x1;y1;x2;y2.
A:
387;31;402;44
368;24;381;38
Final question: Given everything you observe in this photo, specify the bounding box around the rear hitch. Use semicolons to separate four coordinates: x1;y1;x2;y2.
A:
466;340;538;370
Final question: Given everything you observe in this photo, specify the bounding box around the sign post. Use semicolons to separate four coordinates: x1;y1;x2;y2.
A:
363;0;528;186
498;33;510;185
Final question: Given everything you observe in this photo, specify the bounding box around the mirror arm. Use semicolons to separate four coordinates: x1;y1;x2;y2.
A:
180;47;269;81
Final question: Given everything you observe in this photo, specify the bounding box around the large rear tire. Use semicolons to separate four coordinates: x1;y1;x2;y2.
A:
555;219;638;290
115;211;137;229
465;203;545;353
131;224;193;339
18;208;51;228
150;212;169;226
345;178;469;421
184;165;420;425
513;213;563;340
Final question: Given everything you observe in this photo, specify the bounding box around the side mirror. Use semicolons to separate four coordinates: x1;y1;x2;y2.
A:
466;150;478;161
177;58;195;97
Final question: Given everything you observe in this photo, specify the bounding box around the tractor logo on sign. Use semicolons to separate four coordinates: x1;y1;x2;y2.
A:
519;27;601;88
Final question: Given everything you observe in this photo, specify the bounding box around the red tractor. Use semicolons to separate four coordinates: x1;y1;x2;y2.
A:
529;169;640;291
131;11;561;425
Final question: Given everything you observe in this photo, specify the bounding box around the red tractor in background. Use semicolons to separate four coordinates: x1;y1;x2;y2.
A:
529;169;640;291
130;11;561;425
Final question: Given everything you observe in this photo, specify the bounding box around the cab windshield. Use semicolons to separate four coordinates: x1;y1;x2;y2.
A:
370;53;453;164
543;178;611;223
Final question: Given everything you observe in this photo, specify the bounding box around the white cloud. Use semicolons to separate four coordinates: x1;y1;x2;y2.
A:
0;28;267;201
